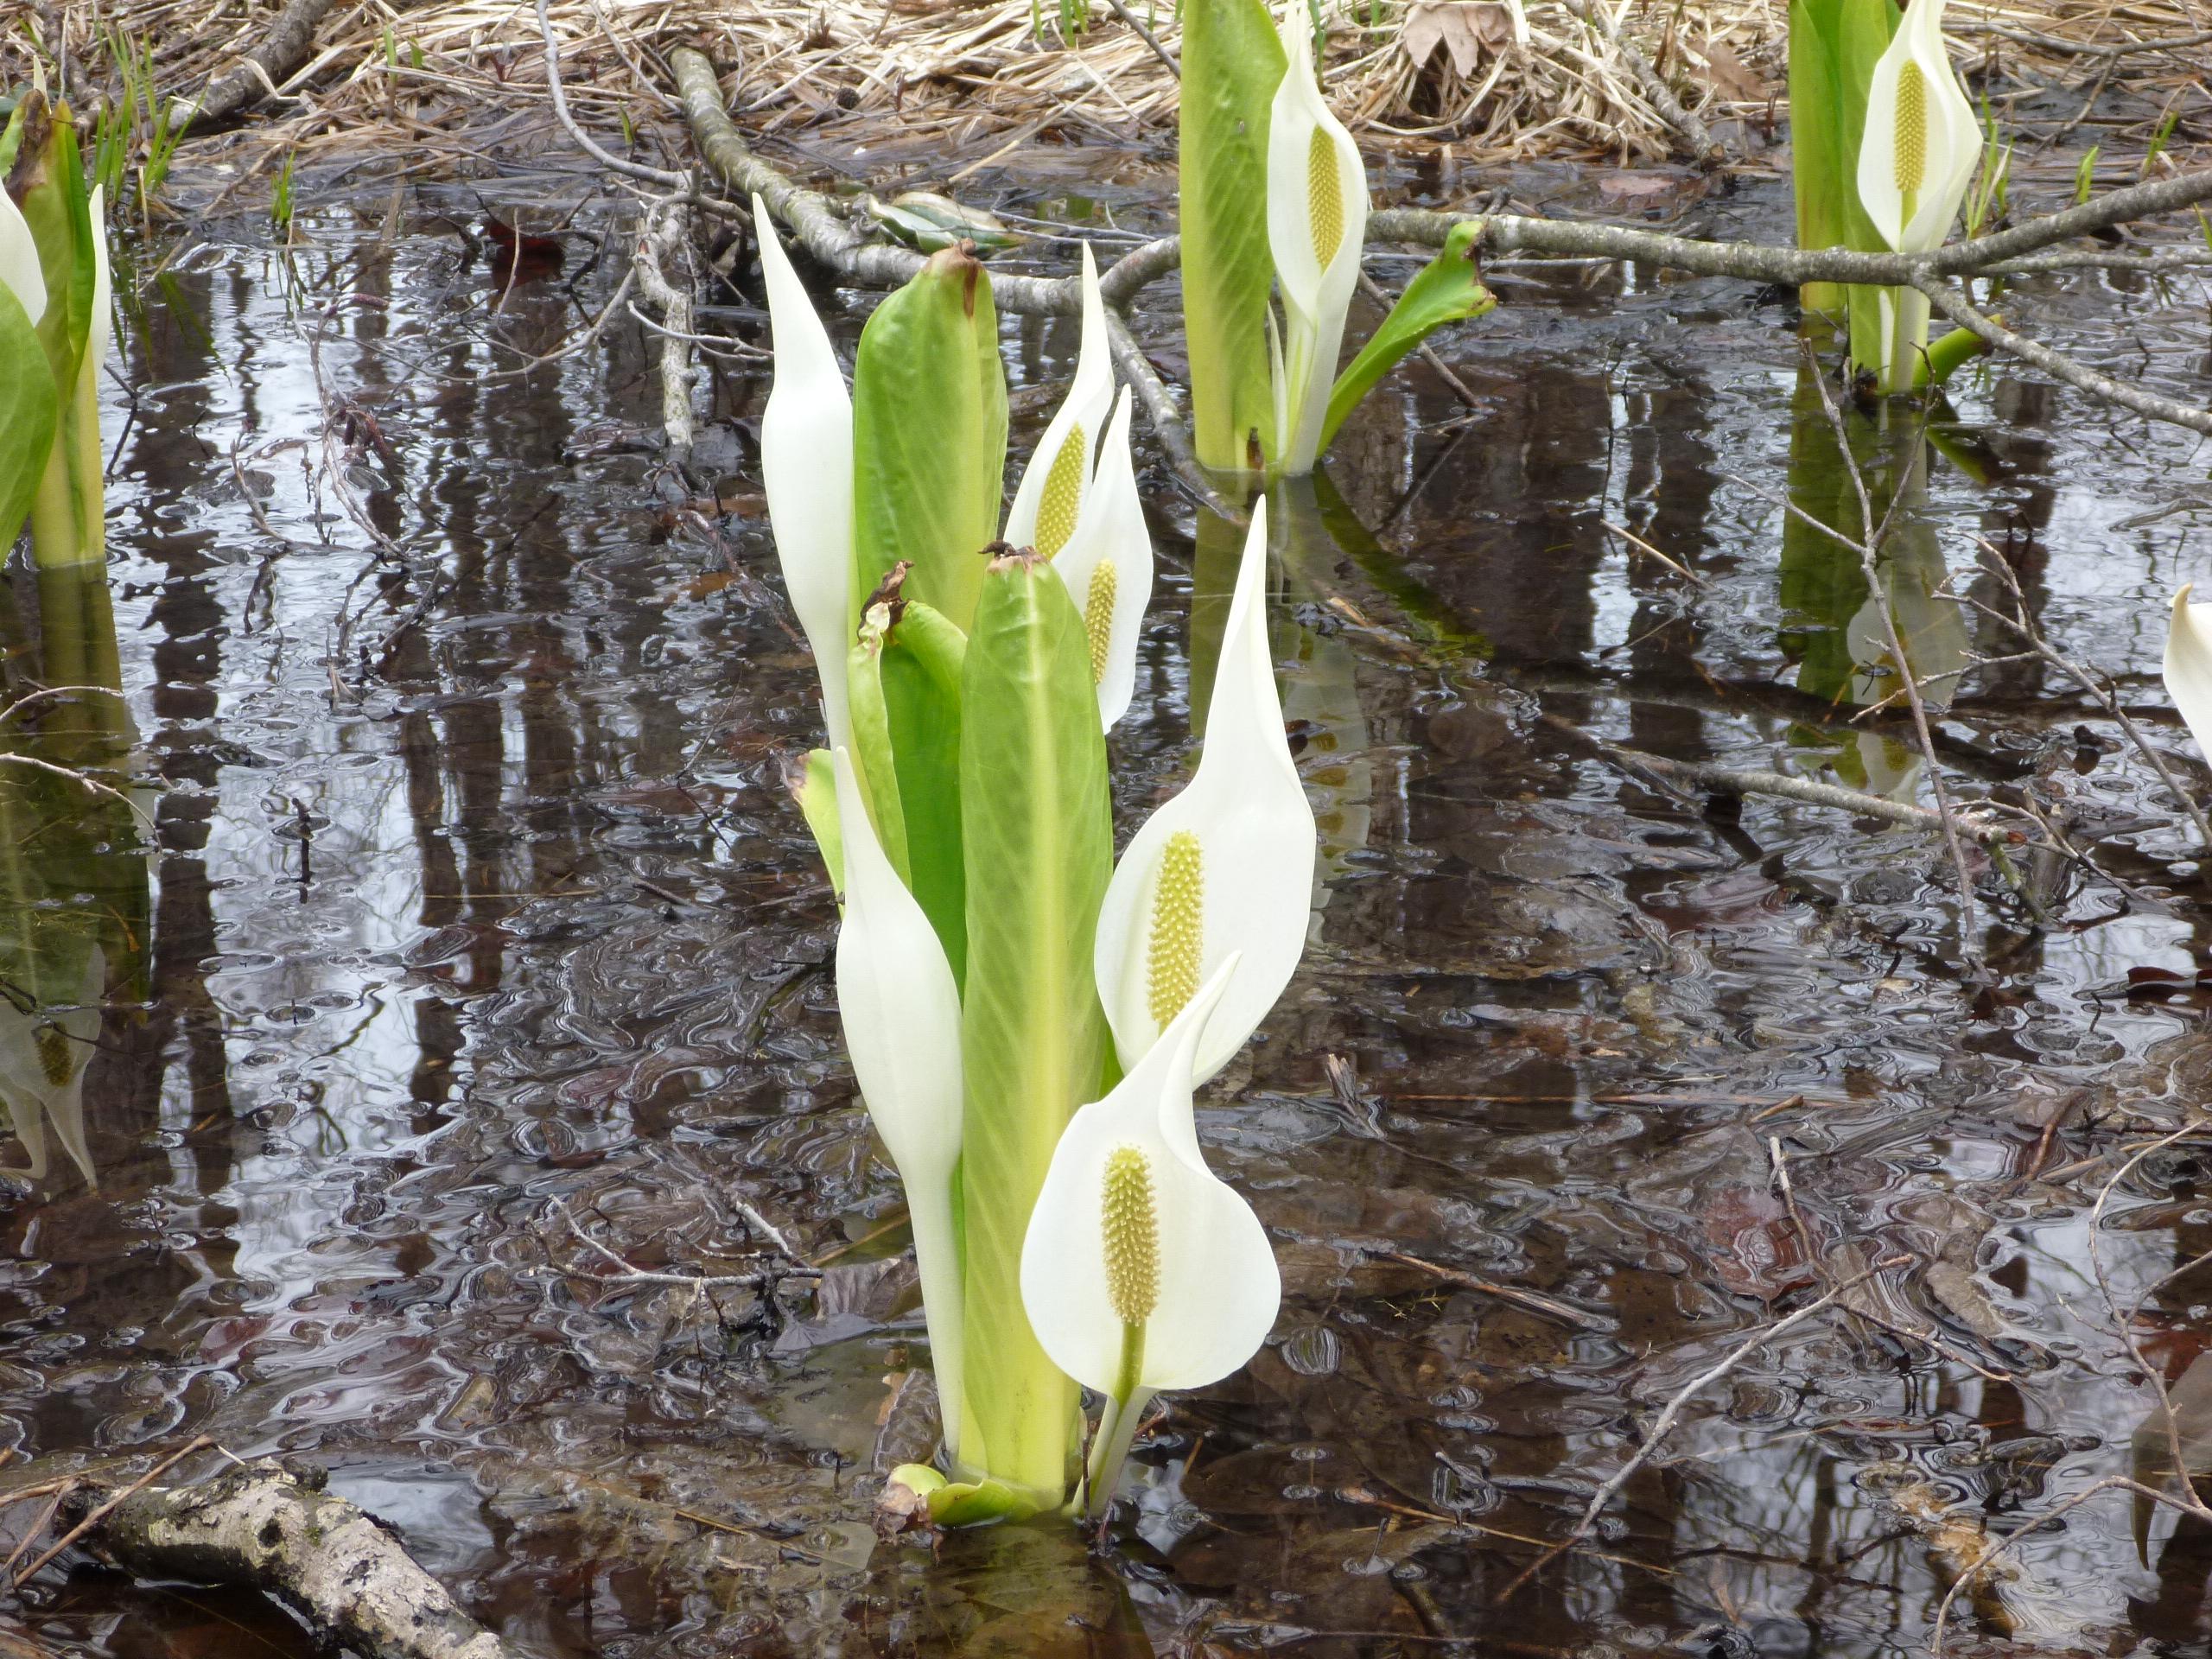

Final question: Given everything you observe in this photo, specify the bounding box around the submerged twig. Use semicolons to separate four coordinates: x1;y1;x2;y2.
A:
1499;1256;1910;1603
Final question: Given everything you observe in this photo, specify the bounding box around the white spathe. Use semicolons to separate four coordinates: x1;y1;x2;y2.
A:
1051;386;1154;730
830;747;966;1456
1093;497;1316;1082
1005;241;1116;559
1856;0;1980;254
755;195;857;750
0;186;44;327
82;184;111;382
1019;956;1281;1395
2164;584;2212;766
1266;0;1369;474
1855;0;1978;388
0;946;102;1189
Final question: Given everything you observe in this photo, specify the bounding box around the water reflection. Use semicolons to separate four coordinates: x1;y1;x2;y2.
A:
0;563;150;1190
1778;353;1970;800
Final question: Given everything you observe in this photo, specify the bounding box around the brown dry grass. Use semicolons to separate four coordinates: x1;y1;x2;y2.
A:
0;0;2205;190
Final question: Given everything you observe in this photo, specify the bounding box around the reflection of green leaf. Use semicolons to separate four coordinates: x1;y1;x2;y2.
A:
1310;471;1492;662
1319;223;1494;455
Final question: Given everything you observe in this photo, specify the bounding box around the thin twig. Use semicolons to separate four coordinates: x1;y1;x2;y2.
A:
11;1437;213;1587
1381;1250;1611;1332
1102;0;1178;77
1798;364;1981;958
1961;537;2212;853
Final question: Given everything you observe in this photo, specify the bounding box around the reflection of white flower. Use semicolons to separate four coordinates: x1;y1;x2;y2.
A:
0;946;103;1188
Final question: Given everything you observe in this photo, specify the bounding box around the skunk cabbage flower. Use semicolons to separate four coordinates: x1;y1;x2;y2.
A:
2164;584;2212;766
0;947;101;1188
1019;954;1279;1402
754;195;857;748
0;187;45;326
1857;0;1978;255
1093;498;1315;1082
1266;0;1369;475
1005;242;1116;561
1051;386;1153;730
1854;0;1977;387
83;185;111;376
830;747;967;1455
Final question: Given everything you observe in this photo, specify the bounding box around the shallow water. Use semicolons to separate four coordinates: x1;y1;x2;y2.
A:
3;168;2212;1656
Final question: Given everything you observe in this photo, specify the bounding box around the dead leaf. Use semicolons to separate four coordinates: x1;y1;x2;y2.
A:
1401;1;1511;77
1694;36;1767;102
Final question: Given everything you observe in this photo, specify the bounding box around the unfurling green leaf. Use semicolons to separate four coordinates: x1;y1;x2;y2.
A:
848;610;912;887
1319;221;1494;454
1179;0;1283;476
851;247;1007;632
954;550;1112;1503
792;748;844;895
879;595;968;983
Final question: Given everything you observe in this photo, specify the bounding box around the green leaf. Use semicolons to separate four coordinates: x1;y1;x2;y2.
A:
1318;222;1494;455
1179;0;1284;476
0;281;57;555
792;747;844;895
11;92;105;573
851;247;1008;634
880;597;968;984
1788;0;1897;335
1914;321;1989;388
954;550;1111;1503
848;619;913;887
9;92;94;421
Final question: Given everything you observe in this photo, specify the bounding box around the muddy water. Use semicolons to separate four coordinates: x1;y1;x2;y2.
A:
3;170;2212;1656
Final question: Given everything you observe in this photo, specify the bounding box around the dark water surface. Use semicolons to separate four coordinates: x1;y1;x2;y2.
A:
4;166;2212;1656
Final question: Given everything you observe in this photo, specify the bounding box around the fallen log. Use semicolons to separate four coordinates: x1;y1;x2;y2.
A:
71;1457;520;1659
163;0;342;134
